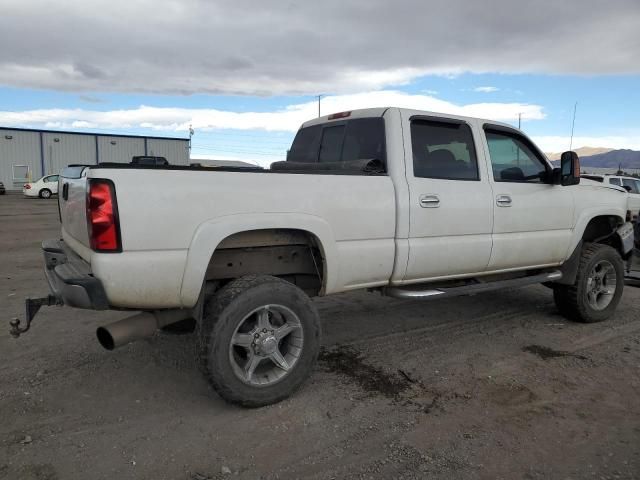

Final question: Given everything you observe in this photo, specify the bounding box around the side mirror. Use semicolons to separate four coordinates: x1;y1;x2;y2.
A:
560;151;580;186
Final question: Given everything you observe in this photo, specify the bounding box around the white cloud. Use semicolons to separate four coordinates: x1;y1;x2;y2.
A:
0;90;545;133
0;0;638;94
473;86;500;93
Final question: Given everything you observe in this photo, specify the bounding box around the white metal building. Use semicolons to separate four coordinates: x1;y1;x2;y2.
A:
0;127;189;190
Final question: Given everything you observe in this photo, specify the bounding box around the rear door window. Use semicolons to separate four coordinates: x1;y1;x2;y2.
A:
410;120;479;180
609;178;622;186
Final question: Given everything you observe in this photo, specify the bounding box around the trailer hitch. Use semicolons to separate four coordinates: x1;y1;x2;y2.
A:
9;295;62;338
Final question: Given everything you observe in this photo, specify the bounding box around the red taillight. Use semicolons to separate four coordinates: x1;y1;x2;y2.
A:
24;184;31;189
87;179;121;252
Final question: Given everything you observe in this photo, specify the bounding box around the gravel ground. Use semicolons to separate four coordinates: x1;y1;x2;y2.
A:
1;193;639;480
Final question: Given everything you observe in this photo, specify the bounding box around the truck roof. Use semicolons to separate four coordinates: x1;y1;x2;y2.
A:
301;107;516;132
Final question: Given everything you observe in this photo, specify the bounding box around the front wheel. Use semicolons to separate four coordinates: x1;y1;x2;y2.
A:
39;189;52;199
197;275;321;407
553;243;624;323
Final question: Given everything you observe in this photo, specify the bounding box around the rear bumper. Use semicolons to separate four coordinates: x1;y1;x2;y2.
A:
43;239;109;310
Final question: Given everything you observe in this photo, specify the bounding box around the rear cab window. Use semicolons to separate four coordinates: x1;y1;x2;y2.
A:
287;117;387;170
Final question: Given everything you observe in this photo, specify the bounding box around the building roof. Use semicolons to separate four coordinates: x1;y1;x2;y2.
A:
0;125;188;142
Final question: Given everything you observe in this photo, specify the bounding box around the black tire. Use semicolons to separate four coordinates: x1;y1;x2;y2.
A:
197;274;321;407
39;189;52;199
553;243;624;323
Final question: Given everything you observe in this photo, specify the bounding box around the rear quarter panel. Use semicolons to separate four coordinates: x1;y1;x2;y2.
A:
87;168;397;308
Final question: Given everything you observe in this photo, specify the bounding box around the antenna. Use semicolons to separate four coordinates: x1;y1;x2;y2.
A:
317;94;324;118
518;112;522;129
569;102;577;151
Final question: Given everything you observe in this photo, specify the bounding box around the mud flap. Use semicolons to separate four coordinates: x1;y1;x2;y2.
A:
625;248;640;287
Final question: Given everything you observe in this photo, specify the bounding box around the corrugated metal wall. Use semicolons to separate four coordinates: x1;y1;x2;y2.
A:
42;132;96;175
0;130;42;189
0;129;189;190
147;138;189;165
97;136;145;163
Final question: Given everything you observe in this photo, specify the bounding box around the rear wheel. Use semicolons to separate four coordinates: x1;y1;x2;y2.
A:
197;275;321;407
39;189;52;199
553;243;624;323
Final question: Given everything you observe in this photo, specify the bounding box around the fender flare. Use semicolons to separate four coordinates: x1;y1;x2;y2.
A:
179;213;337;307
567;207;626;255
558;209;628;285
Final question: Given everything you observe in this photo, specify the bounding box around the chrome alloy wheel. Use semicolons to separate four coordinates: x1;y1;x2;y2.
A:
586;260;617;311
229;304;304;386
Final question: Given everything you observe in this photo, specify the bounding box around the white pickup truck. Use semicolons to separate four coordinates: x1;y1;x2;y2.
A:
12;107;636;407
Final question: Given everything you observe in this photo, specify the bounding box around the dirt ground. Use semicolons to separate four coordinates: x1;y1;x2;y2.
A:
1;193;639;480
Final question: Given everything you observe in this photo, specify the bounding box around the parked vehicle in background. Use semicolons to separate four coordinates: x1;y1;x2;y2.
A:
0;181;5;195
13;108;636;408
582;174;640;219
22;175;59;198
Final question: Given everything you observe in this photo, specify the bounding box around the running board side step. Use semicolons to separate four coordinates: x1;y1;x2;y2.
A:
384;270;563;299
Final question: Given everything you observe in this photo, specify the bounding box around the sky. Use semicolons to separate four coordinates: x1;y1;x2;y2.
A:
0;0;639;166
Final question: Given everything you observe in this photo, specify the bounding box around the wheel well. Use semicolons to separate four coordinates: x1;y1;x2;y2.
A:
582;215;623;253
205;229;325;296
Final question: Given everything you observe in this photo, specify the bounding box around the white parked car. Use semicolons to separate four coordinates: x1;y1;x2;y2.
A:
582;174;640;219
23;175;59;198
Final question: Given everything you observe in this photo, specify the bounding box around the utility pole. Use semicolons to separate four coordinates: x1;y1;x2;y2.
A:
569;102;577;151
317;95;324;118
188;124;194;154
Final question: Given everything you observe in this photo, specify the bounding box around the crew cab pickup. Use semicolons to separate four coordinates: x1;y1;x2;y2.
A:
13;107;635;407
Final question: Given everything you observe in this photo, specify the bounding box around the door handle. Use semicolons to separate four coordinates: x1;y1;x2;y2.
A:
496;194;512;207
419;194;440;208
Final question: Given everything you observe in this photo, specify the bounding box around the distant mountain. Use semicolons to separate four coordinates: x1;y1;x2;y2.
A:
547;148;640;172
546;147;613;161
578;149;640;169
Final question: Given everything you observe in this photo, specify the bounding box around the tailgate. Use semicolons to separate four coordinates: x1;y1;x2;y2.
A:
59;166;91;248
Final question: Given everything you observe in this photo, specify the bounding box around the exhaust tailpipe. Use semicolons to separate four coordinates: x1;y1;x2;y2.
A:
96;309;191;350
